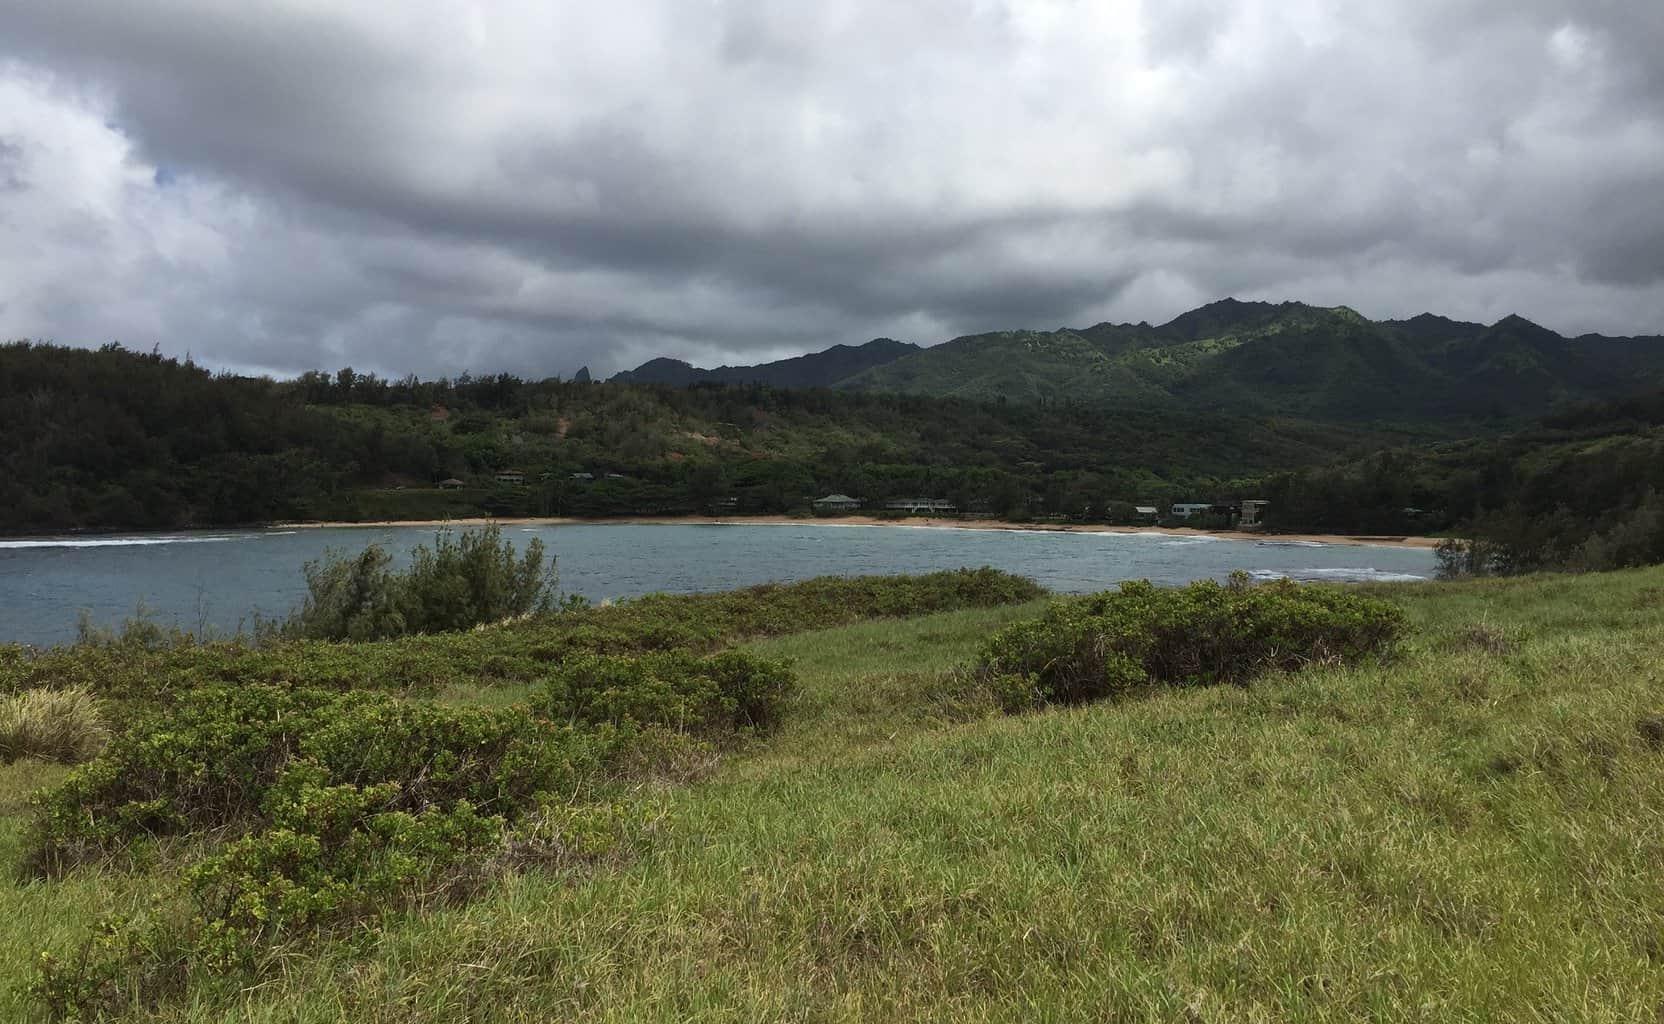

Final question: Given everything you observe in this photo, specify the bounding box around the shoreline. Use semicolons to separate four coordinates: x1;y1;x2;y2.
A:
269;514;1442;550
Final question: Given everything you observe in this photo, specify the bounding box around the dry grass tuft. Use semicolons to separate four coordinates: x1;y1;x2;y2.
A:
1449;621;1515;656
0;687;109;765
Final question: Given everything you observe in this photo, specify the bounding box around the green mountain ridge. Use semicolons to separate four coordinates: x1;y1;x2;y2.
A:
836;299;1664;423
608;298;1664;425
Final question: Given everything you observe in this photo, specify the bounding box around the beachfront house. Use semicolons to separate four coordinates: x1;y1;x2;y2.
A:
1133;505;1159;523
437;477;466;490
494;468;526;485
812;494;862;513
883;497;957;515
1169;502;1213;520
1239;499;1270;527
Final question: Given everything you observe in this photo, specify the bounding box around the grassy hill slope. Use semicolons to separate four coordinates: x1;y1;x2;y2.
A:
5;566;1663;1020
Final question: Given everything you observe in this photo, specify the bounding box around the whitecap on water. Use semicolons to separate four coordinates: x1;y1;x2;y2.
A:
0;535;239;550
1250;567;1427;583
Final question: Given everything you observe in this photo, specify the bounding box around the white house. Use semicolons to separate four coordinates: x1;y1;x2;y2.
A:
812;494;862;513
884;497;957;515
1169;502;1213;519
494;468;526;485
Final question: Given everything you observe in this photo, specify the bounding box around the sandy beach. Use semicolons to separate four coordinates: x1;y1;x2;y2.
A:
274;514;1441;550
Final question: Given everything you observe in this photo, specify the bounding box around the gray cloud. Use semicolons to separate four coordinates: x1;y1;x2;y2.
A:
0;0;1661;380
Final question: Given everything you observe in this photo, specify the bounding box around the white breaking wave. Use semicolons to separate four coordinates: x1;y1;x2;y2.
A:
1250;567;1427;583
0;535;240;550
1257;539;1327;548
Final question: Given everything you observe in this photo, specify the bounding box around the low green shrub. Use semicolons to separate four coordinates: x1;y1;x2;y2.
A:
543;650;795;734
28;686;608;872
977;575;1404;708
0;687;108;765
184;783;502;966
3;570;1042;712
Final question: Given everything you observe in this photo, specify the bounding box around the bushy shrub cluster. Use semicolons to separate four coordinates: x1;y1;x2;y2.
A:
977;575;1404;708
545;650;795;733
283;526;562;641
29;686;606;870
27;646;793;1017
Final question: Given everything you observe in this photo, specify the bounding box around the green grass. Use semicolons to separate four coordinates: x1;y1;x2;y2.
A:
5;569;1664;1020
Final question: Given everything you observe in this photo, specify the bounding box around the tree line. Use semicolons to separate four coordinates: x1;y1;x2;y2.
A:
0;341;1380;532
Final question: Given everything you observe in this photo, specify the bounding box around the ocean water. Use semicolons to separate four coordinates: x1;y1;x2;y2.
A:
0;523;1437;647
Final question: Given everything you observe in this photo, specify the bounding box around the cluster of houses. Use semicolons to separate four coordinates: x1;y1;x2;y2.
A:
809;495;957;515
436;468;633;489
809;495;1269;525
1169;499;1269;526
431;474;1268;526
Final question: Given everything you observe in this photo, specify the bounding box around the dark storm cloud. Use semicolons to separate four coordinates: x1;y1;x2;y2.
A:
1;1;1661;380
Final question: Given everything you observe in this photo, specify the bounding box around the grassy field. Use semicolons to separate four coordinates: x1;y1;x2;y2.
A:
4;568;1664;1021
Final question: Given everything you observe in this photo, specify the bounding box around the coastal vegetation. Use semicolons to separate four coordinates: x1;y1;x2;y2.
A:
1;558;1662;1019
1260;389;1664;572
0;562;1043;1019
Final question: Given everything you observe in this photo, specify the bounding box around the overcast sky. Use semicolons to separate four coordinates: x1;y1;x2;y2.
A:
1;1;1661;379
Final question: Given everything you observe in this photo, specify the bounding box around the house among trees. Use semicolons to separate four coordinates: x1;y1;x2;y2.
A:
437;477;466;490
812;493;862;513
1169;502;1213;519
1133;505;1159;523
884;497;957;515
493;468;526;485
1238;499;1270;527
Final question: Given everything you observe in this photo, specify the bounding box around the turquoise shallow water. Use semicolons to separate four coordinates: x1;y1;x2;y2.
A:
0;523;1437;647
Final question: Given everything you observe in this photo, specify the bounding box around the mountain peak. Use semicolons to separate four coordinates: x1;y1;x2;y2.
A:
1483;314;1563;344
609;337;918;388
1157;297;1289;341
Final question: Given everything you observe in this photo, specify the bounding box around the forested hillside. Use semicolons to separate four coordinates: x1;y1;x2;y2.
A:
1256;390;1664;571
0;341;1395;532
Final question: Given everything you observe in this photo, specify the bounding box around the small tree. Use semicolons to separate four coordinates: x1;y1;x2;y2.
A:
283;526;558;641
